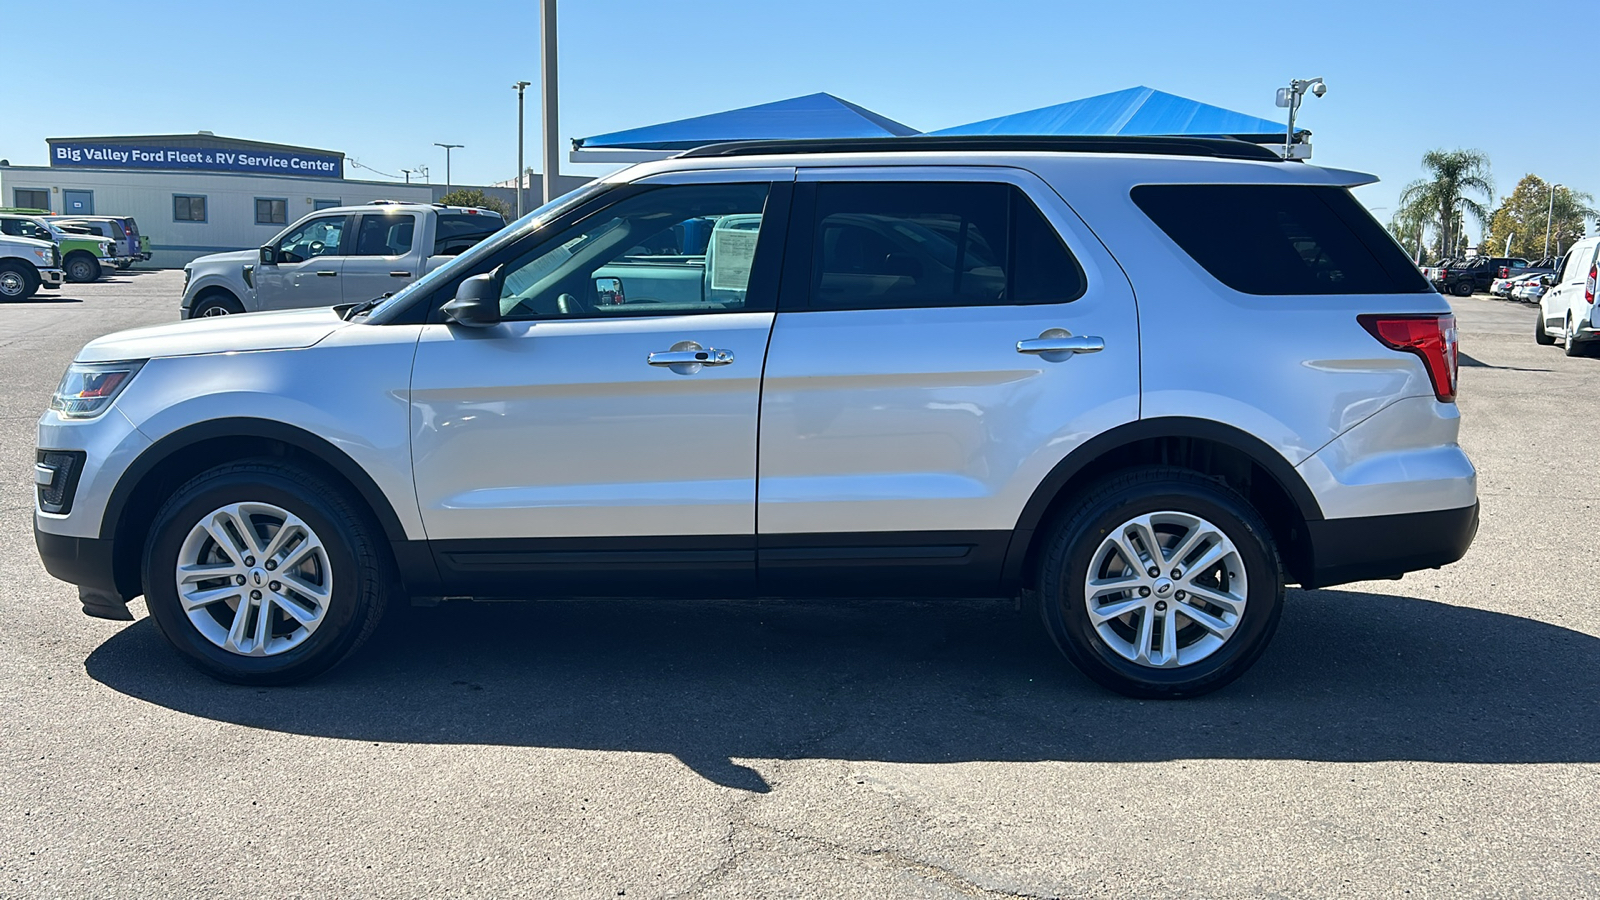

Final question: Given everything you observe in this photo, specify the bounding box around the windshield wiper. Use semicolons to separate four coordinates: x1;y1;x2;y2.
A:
342;293;390;321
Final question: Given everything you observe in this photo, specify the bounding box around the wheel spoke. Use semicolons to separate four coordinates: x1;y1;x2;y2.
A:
224;596;258;654
277;538;321;575
177;562;241;585
1164;521;1211;572
1179;539;1229;580
1158;607;1179;666
1126;517;1162;572
252;594;273;649
272;590;319;625
1184;583;1245;618
1086;572;1142;600
259;515;308;566
201;513;248;566
1176;600;1235;639
1088;595;1146;625
279;572;330;603
1133;606;1157;665
179;584;242;612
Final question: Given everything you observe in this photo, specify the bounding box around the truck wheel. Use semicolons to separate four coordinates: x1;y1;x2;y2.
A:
64;252;101;283
1451;281;1474;297
1535;312;1555;345
141;460;392;685
1565;316;1587;358
191;292;245;318
1036;466;1284;699
0;262;40;300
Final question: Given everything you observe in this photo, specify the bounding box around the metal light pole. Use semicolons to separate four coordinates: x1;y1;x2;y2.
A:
513;81;531;217
401;168;412;185
540;0;560;203
434;143;463;195
1545;183;1564;258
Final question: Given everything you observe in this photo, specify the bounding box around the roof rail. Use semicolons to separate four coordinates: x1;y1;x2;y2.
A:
678;134;1286;162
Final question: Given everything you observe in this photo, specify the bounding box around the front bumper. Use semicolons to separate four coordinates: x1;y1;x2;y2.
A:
1302;503;1479;588
34;523;134;619
39;267;64;288
139;252;152;261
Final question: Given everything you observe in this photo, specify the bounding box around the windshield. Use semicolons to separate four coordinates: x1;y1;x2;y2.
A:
364;179;616;324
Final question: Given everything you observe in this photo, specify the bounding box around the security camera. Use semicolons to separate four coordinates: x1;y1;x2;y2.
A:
1311;81;1327;98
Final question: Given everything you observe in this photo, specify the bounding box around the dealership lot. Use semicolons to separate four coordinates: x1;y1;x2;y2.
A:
2;272;1597;897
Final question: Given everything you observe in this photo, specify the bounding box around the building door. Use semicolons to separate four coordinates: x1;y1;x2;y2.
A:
62;190;94;215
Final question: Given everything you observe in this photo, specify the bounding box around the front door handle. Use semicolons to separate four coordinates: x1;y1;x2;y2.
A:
1017;328;1104;355
648;348;735;366
316;270;338;277
389;270;411;277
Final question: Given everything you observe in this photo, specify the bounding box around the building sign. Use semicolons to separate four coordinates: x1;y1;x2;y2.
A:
50;142;343;179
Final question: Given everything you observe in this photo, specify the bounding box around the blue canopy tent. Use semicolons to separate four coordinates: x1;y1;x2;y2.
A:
571;92;920;162
929;86;1307;155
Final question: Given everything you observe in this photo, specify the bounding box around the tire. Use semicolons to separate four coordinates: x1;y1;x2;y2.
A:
1036;466;1285;699
0;262;40;301
1535;311;1555;345
1565;316;1586;358
142;460;391;685
64;252;101;283
190;292;245;318
1451;280;1474;297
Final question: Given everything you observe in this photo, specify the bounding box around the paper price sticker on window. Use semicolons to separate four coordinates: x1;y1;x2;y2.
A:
708;217;761;293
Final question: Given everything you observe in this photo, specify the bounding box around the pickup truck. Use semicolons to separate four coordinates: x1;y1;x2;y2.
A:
181;202;505;318
0;233;65;300
0;212;118;282
1429;256;1529;296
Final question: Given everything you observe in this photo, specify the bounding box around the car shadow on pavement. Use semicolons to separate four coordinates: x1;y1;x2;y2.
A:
14;296;83;304
85;588;1600;791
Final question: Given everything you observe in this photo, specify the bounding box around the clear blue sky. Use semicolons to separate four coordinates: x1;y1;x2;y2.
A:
3;0;1592;240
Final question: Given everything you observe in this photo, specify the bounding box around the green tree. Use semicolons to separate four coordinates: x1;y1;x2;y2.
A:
1483;175;1597;260
1397;149;1494;259
1387;202;1433;264
438;188;511;219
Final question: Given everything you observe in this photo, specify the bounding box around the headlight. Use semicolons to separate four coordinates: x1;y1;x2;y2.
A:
50;360;145;419
101;241;113;255
33;248;49;262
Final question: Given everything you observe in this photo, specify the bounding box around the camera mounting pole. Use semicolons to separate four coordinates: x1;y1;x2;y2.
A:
1275;78;1326;160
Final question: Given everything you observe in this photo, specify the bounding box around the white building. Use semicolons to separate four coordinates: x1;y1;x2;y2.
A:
0;133;586;269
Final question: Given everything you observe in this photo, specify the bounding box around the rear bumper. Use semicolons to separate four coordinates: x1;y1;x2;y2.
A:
1302;502;1478;588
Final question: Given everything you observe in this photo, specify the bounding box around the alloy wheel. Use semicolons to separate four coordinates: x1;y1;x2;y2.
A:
1082;510;1247;668
174;501;333;656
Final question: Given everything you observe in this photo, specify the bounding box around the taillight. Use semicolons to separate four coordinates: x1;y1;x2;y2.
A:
1498;266;1509;278
1359;314;1458;403
1586;263;1596;305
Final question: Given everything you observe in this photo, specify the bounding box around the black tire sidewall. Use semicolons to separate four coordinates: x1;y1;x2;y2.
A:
65;255;96;282
143;467;375;684
1042;475;1283;698
192;294;242;317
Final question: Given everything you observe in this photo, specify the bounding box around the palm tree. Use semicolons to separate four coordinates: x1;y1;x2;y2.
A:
1397;150;1494;259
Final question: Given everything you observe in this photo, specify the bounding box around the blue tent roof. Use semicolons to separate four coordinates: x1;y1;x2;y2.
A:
574;92;920;151
929;86;1302;139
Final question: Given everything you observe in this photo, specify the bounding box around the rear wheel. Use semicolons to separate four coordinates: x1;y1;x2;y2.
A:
1535;311;1555;345
142;461;391;685
1037;467;1284;698
0;262;39;300
1451;280;1474;297
64;252;100;283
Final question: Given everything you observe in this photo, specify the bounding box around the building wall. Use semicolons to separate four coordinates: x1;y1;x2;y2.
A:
0;165;431;268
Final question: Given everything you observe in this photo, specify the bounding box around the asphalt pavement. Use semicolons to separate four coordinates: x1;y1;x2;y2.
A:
2;272;1596;898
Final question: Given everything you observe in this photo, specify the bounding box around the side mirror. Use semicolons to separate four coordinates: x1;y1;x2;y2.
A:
259;245;277;266
595;276;624;305
442;272;502;327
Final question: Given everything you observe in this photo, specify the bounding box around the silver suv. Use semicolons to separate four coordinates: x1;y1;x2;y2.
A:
34;136;1478;696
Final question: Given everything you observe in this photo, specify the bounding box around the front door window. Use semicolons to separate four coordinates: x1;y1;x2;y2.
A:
276;217;345;263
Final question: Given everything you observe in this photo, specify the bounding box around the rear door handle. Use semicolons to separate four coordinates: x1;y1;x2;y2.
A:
389;271;411;277
316;270;338;277
1017;329;1104;355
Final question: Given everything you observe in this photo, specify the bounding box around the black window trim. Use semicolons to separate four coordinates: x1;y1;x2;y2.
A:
411;180;793;325
254;196;289;226
172;194;208;223
777;179;1088;312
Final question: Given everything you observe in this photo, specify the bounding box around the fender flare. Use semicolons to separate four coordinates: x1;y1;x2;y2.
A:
102;417;409;544
1001;417;1323;587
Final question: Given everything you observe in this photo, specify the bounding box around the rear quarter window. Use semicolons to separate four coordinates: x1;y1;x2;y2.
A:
1132;184;1431;295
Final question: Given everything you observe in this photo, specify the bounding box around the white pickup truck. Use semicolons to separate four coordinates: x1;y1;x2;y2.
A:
180;202;506;318
0;233;65;301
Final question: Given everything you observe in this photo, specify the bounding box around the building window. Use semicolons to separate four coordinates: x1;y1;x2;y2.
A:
313;198;341;211
173;195;207;222
13;188;49;211
255;198;288;225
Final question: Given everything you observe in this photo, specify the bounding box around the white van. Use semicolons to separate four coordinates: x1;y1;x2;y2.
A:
1535;235;1600;356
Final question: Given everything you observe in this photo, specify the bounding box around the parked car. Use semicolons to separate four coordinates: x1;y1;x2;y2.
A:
51;216;143;269
180;203;506;318
1493;270;1545;299
1534;235;1600;355
1512;274;1552;304
35;135;1477;697
0;212;117;282
0;232;64;300
1430;256;1528;296
1499;256;1560;281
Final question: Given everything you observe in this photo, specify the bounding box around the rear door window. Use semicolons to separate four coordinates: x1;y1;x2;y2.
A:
795;181;1085;310
1132;184;1431;295
433;213;505;256
352;214;416;256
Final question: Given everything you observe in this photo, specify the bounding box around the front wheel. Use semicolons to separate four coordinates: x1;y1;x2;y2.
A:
190;292;245;318
142;461;391;684
1535;311;1555;345
0;262;40;300
1037;467;1284;698
64;253;101;283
